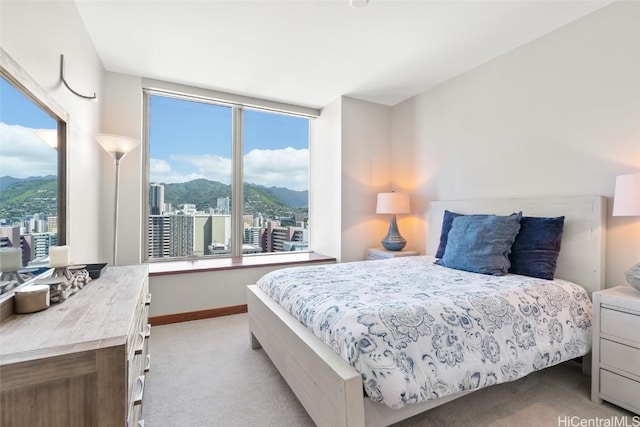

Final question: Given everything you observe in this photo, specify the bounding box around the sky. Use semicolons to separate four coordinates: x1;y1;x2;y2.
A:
0;77;58;178
0;77;310;191
149;95;310;191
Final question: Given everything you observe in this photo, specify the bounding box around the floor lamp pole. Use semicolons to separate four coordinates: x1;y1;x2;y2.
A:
113;155;123;266
96;134;140;267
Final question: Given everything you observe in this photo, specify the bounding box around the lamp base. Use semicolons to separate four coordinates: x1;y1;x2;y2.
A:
381;214;407;251
625;262;640;293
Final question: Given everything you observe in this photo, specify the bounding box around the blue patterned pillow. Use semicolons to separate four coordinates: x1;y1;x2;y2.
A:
509;216;565;280
440;213;522;276
435;210;464;258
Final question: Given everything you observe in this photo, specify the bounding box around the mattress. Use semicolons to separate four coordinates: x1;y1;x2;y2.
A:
256;256;592;409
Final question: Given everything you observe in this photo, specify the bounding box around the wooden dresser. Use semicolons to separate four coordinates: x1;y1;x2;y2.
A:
591;285;640;415
0;264;151;426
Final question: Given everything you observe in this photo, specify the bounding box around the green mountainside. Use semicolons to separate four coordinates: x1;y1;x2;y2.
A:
162;180;307;218
0;176;58;220
0;176;307;223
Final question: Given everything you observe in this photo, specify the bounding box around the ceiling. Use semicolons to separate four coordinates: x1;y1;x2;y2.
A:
75;0;611;109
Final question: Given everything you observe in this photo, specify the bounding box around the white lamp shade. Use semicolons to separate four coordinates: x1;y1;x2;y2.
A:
613;173;640;216
96;134;140;159
376;192;410;214
34;129;58;149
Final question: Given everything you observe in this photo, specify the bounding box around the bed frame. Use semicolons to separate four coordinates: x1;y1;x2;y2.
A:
247;195;606;427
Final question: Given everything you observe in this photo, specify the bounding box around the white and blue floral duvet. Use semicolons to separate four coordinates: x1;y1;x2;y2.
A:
256;256;592;409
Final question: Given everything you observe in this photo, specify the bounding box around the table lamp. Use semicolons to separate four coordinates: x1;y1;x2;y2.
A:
613;172;640;292
376;192;410;251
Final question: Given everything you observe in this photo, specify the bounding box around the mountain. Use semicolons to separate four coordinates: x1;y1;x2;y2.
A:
0;175;56;192
0;176;58;220
0;176;57;203
247;184;308;208
160;179;307;215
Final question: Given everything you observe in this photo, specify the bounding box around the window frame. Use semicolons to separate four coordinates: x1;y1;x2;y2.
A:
0;48;68;247
142;81;318;262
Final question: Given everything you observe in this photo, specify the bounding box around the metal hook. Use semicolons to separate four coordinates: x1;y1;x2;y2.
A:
60;54;97;100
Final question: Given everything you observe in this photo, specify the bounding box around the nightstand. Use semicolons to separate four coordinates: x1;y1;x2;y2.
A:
591;286;640;415
367;248;419;260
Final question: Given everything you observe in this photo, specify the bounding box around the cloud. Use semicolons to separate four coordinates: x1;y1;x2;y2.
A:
151;147;308;191
0;123;58;178
244;147;308;191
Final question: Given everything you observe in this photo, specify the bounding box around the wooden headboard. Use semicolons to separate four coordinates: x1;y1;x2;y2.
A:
426;196;607;295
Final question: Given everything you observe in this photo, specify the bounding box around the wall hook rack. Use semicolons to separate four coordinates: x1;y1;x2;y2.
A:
60;54;97;100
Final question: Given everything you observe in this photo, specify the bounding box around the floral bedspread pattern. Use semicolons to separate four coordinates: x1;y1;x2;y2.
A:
256;256;592;409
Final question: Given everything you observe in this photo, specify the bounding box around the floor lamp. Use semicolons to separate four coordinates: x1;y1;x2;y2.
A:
97;134;140;266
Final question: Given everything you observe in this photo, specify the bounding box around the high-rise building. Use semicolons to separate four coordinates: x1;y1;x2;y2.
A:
31;232;57;261
216;197;230;215
260;221;308;253
194;214;231;257
0;226;20;248
244;227;262;247
170;215;194;257
47;216;58;233
148;215;171;258
149;183;165;215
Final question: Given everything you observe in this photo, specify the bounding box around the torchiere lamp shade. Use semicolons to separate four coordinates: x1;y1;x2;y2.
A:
96;134;140;160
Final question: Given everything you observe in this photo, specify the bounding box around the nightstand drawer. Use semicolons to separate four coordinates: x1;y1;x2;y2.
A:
601;339;640;377
600;369;640;412
601;307;640;343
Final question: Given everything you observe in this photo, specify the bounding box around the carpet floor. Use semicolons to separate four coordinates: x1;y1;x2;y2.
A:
143;314;633;426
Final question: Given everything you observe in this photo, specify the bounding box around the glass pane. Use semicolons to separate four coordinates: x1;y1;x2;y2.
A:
0;76;58;266
242;109;309;254
147;95;232;259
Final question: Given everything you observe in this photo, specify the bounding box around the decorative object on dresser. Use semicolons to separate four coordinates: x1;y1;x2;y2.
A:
612;172;640;292
13;284;50;314
0;264;151;426
591;286;640;415
97;134;141;266
367;247;418;260
0;247;25;285
376;192;411;251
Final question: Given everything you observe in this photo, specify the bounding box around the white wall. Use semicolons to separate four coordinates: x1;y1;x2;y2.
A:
101;72;144;264
0;1;105;263
310;98;342;260
340;97;392;262
311;96;393;263
390;1;640;287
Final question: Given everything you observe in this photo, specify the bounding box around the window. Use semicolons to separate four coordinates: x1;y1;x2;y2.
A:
144;90;311;261
0;57;67;276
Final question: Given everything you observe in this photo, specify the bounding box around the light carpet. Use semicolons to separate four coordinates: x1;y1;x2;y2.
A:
143;314;633;426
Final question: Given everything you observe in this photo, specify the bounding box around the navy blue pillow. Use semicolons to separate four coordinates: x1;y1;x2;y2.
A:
435;210;464;258
508;216;565;280
440;213;522;276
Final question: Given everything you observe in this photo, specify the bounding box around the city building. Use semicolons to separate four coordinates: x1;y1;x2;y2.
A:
30;232;57;262
47;216;58;233
148;215;171;258
149;183;165;215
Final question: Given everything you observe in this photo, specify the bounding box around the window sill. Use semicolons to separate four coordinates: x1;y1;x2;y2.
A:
147;251;336;277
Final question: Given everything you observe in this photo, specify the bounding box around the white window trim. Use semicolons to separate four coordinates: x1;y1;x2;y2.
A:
142;78;320;118
142;80;316;262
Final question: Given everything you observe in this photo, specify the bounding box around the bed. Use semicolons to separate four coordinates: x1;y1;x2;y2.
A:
247;196;606;427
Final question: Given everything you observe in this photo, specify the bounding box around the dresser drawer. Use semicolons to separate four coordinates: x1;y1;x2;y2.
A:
600;308;640;343
600;369;640;412
601;339;640;377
